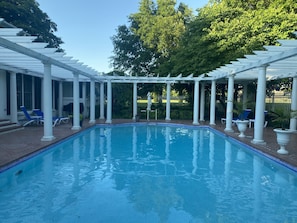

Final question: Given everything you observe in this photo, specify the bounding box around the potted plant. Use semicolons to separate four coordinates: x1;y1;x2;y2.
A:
271;107;297;154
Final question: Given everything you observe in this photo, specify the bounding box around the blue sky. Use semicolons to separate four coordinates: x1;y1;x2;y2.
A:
37;0;208;73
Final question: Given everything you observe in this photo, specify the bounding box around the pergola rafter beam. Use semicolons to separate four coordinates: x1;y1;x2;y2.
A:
0;36;100;80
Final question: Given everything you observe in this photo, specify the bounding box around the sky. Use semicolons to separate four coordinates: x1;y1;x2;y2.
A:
36;0;209;74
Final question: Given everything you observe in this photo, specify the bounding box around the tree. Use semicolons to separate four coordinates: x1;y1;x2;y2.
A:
166;0;297;76
111;24;158;76
203;1;297;57
0;0;63;49
161;15;221;76
131;0;193;58
111;0;193;78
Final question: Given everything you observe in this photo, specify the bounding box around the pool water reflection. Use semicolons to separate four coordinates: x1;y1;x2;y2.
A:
0;123;297;223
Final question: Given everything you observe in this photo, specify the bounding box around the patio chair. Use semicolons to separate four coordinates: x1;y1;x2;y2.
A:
33;109;69;127
221;109;252;124
20;106;43;127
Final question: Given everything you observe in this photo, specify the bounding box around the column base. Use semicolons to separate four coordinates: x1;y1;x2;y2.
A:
71;126;81;131
41;135;56;141
89;120;96;124
224;128;234;132
251;139;266;145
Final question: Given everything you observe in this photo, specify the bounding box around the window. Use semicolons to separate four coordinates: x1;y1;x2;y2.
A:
16;74;33;110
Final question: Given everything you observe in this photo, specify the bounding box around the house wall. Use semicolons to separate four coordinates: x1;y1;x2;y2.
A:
63;82;73;98
0;70;7;119
62;81;91;118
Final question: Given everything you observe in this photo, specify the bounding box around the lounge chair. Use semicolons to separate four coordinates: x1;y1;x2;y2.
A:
20;106;43;127
33;109;69;127
221;109;252;124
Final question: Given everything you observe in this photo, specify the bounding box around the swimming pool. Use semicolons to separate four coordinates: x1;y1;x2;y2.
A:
0;123;297;222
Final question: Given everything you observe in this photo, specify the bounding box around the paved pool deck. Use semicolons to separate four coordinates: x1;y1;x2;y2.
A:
0;119;296;171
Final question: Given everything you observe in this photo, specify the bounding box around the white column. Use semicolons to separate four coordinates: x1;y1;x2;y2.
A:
225;74;235;132
193;80;200;125
10;72;18;123
209;80;216;125
252;65;267;144
200;82;205;121
82;82;87;118
133;82;138;120
41;62;55;141
165;82;171;121
58;81;63;117
89;79;96;124
290;76;297;131
105;80;112;124
99;82;105;120
71;73;81;130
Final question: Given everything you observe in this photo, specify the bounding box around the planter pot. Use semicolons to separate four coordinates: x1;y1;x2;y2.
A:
235;120;249;138
273;128;293;155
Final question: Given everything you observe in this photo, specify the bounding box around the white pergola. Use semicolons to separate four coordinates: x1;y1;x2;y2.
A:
0;19;202;141
203;33;297;145
1;18;297;145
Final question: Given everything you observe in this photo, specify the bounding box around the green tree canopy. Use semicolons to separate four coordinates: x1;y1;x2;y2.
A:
166;0;297;76
111;0;193;77
111;24;158;76
0;0;63;49
203;0;297;55
131;0;193;57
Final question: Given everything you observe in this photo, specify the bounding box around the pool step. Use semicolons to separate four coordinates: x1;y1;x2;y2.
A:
0;119;23;135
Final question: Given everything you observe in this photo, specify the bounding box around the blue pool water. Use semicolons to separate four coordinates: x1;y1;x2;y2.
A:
1;123;297;222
